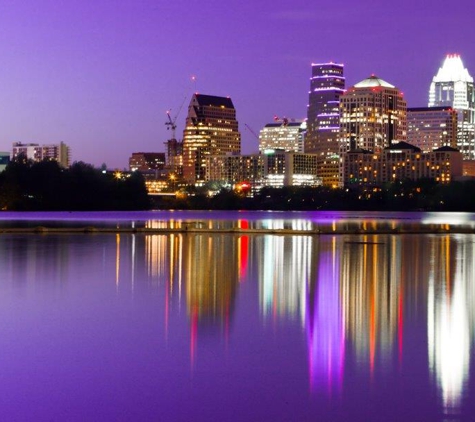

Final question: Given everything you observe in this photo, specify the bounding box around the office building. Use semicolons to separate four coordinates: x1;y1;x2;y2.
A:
306;62;345;187
206;150;321;189
164;139;183;176
407;107;457;152
263;150;320;187
259;119;305;153
182;94;241;184
206;153;264;186
341;142;462;187
129;152;166;172
339;75;407;153
12;142;70;168
428;54;475;160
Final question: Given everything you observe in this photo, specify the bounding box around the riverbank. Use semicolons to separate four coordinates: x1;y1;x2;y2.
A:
0;224;472;235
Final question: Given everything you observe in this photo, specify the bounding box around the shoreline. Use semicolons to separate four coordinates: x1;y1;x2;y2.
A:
0;225;472;235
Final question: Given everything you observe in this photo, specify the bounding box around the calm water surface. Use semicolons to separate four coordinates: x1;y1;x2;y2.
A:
0;211;474;421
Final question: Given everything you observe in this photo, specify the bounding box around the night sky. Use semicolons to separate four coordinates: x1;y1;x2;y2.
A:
0;0;473;168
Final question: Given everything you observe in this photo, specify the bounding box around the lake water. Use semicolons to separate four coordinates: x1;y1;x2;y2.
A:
0;211;474;421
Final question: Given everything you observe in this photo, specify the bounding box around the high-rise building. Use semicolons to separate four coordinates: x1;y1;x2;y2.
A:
258;119;305;153
428;54;475;160
182;94;241;184
306;62;345;187
339;75;407;153
12;142;70;168
407;107;457;152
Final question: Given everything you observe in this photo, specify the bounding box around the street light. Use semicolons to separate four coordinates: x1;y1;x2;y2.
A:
170;173;176;191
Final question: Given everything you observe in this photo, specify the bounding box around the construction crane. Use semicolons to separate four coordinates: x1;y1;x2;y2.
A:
165;75;197;140
273;115;289;126
244;123;260;140
165;96;187;141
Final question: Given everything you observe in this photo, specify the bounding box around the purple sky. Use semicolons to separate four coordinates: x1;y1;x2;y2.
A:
0;0;473;169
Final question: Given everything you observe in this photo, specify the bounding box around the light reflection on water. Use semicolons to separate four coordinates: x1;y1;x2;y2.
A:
0;215;474;420
427;235;474;419
2;210;475;232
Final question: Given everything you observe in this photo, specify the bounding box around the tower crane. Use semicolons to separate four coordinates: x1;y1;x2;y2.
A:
165;75;196;140
273;115;289;126
165;95;187;141
244;123;260;140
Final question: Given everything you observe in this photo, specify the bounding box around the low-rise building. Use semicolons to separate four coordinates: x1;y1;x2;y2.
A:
206;150;321;189
12;142;70;168
129;152;166;172
0;152;9;172
263;150;320;187
206;153;264;186
342;141;463;187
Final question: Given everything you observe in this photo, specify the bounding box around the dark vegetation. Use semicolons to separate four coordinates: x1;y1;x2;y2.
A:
153;178;475;212
0;155;150;210
2;155;475;212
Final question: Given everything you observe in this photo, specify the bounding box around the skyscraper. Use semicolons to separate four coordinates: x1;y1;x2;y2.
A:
428;54;475;160
339;75;407;153
182;94;241;184
306;62;345;187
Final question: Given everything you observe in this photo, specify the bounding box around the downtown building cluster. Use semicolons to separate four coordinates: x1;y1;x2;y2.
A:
133;54;474;193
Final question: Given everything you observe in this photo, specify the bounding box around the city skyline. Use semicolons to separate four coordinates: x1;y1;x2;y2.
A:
0;0;473;168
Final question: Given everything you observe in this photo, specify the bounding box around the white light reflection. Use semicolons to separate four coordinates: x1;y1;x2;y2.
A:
291;219;313;231
422;212;475;227
145;234;168;278
259;234;313;322
428;235;473;415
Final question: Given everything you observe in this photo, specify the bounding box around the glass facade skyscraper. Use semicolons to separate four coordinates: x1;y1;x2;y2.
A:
428;54;475;160
182;94;241;184
305;62;345;187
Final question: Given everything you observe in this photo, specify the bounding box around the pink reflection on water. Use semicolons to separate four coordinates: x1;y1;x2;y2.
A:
238;220;249;281
307;249;344;394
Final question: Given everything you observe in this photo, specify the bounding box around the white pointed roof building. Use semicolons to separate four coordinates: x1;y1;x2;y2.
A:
428;54;475;160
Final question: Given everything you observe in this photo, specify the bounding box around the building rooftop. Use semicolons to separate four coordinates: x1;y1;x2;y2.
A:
408;106;454;112
434;146;459;152
195;94;234;109
348;148;373;154
432;54;473;83
264;122;303;128
353;75;395;89
385;141;421;152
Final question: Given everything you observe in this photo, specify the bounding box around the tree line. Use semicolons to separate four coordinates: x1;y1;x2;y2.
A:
153;178;475;212
0;156;150;211
2;156;475;212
